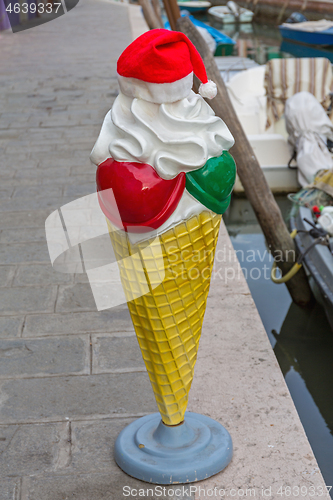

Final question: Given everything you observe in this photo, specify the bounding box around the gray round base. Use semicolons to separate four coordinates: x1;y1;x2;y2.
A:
114;411;233;484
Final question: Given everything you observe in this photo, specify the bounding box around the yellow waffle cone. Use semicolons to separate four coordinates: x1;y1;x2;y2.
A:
107;212;221;425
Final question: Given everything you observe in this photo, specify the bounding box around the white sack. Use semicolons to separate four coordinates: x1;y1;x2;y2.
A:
285;91;333;187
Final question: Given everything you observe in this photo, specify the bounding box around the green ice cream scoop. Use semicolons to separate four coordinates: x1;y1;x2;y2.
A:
185;151;236;214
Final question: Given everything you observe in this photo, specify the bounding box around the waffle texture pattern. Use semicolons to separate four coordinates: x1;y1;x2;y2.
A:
107;212;221;425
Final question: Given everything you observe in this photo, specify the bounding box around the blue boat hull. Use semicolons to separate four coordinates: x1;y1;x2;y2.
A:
179;5;207;12
279;25;333;46
165;15;236;47
290;206;333;331
280;40;333;63
188;16;236;45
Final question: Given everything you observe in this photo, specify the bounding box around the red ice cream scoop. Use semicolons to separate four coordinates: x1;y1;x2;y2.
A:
96;158;185;233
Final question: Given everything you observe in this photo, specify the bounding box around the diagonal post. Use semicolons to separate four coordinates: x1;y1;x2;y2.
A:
176;16;313;307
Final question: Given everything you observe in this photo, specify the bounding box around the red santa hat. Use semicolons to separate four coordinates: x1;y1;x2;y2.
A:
117;29;217;104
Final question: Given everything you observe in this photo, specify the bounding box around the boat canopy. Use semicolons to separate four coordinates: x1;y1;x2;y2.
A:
285;91;333;187
264;57;333;130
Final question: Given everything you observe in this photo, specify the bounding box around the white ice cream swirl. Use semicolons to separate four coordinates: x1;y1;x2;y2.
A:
90;90;234;179
91;90;234;243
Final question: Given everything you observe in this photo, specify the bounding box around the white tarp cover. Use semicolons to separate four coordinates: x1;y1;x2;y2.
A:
285;91;333;187
281;20;333;32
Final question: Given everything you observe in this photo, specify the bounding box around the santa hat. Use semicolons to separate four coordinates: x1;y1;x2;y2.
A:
117;29;217;104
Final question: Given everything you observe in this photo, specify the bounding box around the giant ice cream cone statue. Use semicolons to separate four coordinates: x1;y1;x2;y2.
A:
91;29;236;484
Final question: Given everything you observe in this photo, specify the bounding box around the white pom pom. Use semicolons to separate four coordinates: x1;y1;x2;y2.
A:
199;80;217;99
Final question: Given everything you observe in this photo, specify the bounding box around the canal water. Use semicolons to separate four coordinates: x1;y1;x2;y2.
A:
224;196;333;495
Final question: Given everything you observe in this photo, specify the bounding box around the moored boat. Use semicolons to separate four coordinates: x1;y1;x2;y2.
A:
188;16;236;55
215;55;259;82
290;206;333;330
280;39;333;63
279;20;333;46
226;57;333;193
165;15;236;57
282;92;333;328
177;0;211;13
208;6;235;24
208;1;254;24
226;64;298;193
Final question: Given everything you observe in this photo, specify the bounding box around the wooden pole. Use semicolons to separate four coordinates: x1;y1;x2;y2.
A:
139;0;161;29
151;0;164;28
176;16;313;307
162;0;180;30
168;0;181;26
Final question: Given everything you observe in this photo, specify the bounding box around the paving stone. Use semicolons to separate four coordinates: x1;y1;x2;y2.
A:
56;283;98;313
0;168;16;178
0;242;50;264
0;336;89;378
0;176;42;188
74;272;90;283
39;118;79;128
0;196;69;212
20;129;63;141
0;286;57;315
23;308;133;337
0;477;20;500
53;417;194;492
0;265;16;286
70;418;134;473
31;150;85;162
63;182;96;198
0;130;18;140
0;372;156;423
42;173;96;186
15;166;71;179
0;227;47;244
12;185;63;199
14;264;72;286
0;210;52;230
0;316;24;338
69;163;95;175
26;144;57;153
0;422;69;476
0;187;14;198
8;161;40;171
21;472;194;500
33;157;79;168
92;333;145;374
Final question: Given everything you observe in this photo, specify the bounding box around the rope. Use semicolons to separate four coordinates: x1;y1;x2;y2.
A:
271;226;332;284
271;229;302;284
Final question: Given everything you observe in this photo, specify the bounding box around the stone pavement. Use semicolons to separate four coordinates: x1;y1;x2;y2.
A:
0;2;328;499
